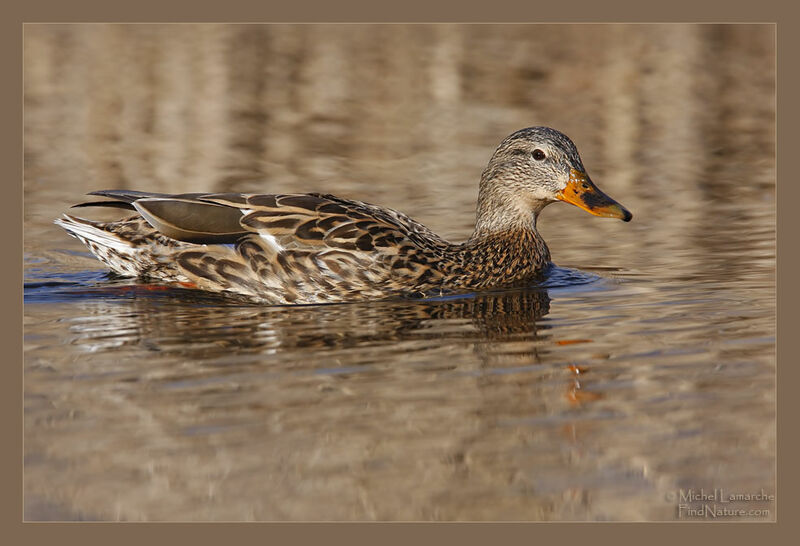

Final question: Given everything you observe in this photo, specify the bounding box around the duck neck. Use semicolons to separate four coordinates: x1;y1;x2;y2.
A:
458;188;551;288
471;169;550;237
472;169;549;227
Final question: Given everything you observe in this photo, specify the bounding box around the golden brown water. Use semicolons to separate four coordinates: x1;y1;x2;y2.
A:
23;24;775;521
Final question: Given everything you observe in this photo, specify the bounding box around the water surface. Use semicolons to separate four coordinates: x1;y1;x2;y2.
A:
24;24;775;521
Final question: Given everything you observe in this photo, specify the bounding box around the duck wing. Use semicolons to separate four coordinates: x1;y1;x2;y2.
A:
68;190;454;302
83;190;449;252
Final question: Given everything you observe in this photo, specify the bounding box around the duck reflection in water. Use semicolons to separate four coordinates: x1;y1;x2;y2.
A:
66;278;601;406
67;284;551;357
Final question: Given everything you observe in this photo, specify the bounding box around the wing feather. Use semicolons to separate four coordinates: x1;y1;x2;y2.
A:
69;190;451;301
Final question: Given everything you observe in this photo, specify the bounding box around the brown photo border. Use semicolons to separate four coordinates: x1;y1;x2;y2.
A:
6;0;793;543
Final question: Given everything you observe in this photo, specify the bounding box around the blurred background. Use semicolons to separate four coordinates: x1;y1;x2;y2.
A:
24;24;775;521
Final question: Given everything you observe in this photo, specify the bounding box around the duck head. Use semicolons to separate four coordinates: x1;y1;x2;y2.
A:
475;127;632;233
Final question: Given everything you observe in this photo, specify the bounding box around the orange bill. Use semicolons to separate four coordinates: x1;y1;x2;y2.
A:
556;169;632;222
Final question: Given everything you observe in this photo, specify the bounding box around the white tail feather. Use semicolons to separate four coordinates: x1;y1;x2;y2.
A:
55;215;134;253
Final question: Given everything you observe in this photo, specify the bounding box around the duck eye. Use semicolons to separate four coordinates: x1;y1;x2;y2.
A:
532;149;546;161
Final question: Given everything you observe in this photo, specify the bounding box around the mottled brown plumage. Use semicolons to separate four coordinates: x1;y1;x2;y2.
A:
56;127;631;304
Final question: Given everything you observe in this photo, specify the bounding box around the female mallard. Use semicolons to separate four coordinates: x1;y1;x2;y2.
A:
56;127;631;304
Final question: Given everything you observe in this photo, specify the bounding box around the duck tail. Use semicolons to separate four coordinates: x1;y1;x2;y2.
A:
54;214;144;277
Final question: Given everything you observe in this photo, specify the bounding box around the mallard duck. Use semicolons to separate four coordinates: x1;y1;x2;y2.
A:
56;127;631;304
